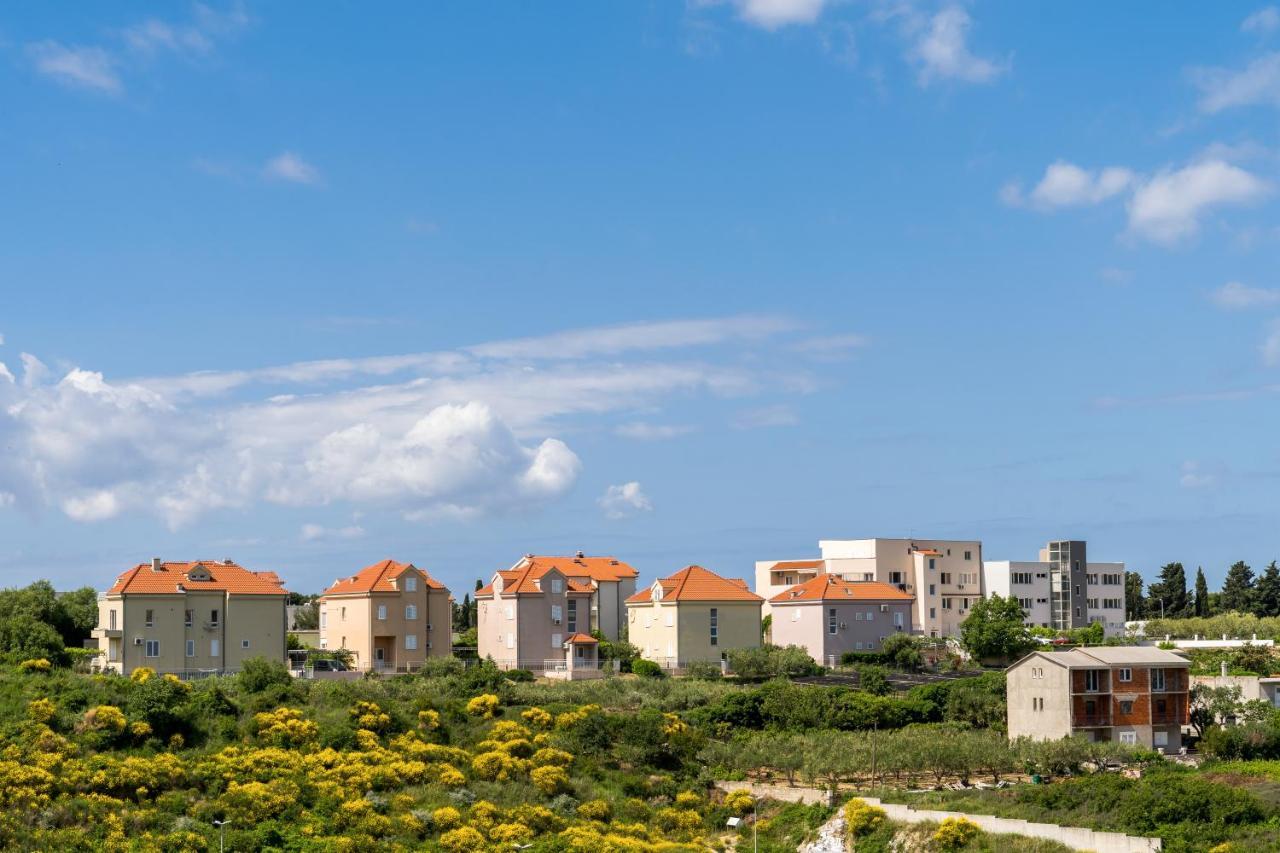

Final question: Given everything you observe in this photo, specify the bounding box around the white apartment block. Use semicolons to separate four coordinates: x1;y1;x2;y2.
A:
983;540;1126;637
757;538;984;638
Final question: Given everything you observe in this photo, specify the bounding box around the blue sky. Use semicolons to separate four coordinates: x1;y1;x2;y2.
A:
3;1;1280;595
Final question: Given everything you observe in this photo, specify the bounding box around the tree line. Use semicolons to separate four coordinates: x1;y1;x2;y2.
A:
1126;560;1280;620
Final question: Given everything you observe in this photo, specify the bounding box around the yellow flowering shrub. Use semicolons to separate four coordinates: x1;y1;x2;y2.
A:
418;708;441;730
432;806;462;830
129;721;153;739
471;750;525;781
490;821;535;844
27;698;56;724
661;713;688;737
469;800;500;830
435;763;466;787
350;701;392;731
489;720;531;741
578;799;612;822
253;707;319;747
674;791;701;808
723;789;754;817
531;747;573;767
844;798;886;838
17;658;52;673
83;705;127;733
129;667;155;684
522;707;553;729
220;779;301;823
465;694;499;718
531;764;570;795
499;738;534;758
932;816;980;850
654;807;703;838
439;826;487;853
509;804;565;833
355;729;382;751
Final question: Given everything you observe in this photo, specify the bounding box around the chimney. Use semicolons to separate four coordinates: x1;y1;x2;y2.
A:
576;550;585;559
151;557;162;572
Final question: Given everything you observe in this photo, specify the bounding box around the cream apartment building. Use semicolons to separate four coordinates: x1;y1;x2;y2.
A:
319;559;452;671
93;558;289;676
984;540;1126;636
476;557;596;671
768;576;914;666
511;552;638;639
625;565;763;668
757;538;983;637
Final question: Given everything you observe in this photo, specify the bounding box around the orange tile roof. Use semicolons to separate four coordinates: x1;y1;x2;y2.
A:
769;575;913;604
476;554;630;598
563;633;598;644
913;548;942;556
107;560;288;596
322;559;446;596
626;565;763;604
768;560;825;571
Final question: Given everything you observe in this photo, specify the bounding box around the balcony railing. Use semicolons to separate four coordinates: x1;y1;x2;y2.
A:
1073;715;1112;727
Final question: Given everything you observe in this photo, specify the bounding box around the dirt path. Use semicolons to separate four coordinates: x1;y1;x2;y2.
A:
799;811;845;853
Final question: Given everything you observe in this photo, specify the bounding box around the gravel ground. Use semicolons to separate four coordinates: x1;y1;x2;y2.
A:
800;812;846;853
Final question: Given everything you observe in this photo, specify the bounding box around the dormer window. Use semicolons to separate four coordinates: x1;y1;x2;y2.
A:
550;578;563;594
405;576;418;593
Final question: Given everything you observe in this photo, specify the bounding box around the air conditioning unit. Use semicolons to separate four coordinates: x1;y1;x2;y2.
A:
133;637;144;645
839;622;848;629
426;624;432;631
553;618;561;625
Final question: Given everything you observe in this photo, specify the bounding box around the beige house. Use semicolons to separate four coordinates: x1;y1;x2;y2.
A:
625;565;763;669
476;557;598;672
1006;647;1190;751
93;558;289;676
319;559;452;672
757;538;983;638
768;576;914;667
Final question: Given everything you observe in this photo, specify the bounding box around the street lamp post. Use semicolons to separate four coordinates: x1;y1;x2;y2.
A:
213;819;230;853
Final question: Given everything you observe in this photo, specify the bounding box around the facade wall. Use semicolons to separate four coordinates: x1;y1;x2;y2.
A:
1006;656;1073;740
628;600;679;663
983;555;1127;637
769;600;913;665
321;577;453;670
477;569;591;669
675;601;761;665
323;597;374;667
477;593;516;665
98;591;285;675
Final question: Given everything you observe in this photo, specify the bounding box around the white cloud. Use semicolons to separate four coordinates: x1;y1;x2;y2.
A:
1179;461;1215;489
19;353;49;388
122;19;213;55
1211;281;1280;310
0;364;13;384
264;152;321;186
733;404;798;429
1243;6;1280;34
615;422;696;441
300;522;365;541
468;315;796;360
730;0;827;29
1126;160;1269;244
1003;161;1134;210
62;490;122;521
1263;320;1280;366
911;6;1005;86
599;481;653;519
0;316;809;527
1192;53;1280;113
27;42;122;94
0;491;14;509
790;334;869;360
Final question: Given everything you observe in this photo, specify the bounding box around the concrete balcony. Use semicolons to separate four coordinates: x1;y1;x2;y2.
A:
91;627;120;639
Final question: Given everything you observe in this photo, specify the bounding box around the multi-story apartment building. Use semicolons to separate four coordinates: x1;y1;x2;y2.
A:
479;553;637;640
93;558;289;676
1006;647;1189;750
319;559;452;671
476;557;597;671
768;576;914;667
984;540;1126;636
626;565;763;668
757;538;983;637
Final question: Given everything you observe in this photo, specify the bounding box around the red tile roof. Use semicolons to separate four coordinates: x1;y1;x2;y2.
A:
322;559;446;596
769;575;913;603
476;554;630;598
767;560;825;571
563;633;598;644
626;565;763;604
107;560;288;596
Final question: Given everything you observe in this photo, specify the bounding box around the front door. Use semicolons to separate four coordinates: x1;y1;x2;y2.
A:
375;648;384;662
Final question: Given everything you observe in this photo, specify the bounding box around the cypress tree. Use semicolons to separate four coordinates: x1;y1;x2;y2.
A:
1194;567;1210;617
1255;561;1280;618
1220;561;1257;614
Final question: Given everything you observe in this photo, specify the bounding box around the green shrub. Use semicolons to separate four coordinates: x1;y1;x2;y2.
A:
631;659;666;679
503;668;535;682
684;661;723;681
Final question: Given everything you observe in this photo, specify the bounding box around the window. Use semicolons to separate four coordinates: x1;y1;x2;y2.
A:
145;640;160;658
865;610;874;621
567;600;578;633
109;610;118;630
792;607;801;622
929;607;936;619
855;611;864;621
1012;572;1032;585
889;571;904;585
504;605;514;620
404;577;417;592
320;611;327;630
550;579;563;594
242;639;250;649
506;633;515;649
1087;574;1098;585
1120;731;1137;745
405;634;418;650
551;604;562;624
210;609;220;626
1087;598;1098;609
551;632;562;649
855;641;863;650
941;598;953;610
1120;700;1134;714
710;608;719;646
185;639;195;657
1155;698;1167;714
665;611;674;627
964;550;972;560
1085;670;1100;692
377;604;387;621
1104;598;1123;609
184;609;193;627
1118;668;1132;682
940;572;952;585
405;604;417;620
145;609;155;627
1151;669;1166;692
894;612;904;628
828;608;838;635
928;584;936;595
929;558;936;570
340;607;346;621
210;639;220;657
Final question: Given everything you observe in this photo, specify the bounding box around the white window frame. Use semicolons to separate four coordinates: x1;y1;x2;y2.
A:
709;607;719;646
404;577;417;592
185;639;195;658
211;638;220;657
145;639;160;658
828;608;837;635
377;604;387;621
241;639;250;649
405;634;418;650
405;604;417;620
1118;667;1132;682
